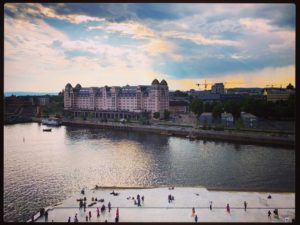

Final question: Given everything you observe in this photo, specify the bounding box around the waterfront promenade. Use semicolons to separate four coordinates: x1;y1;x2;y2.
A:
46;118;295;148
33;187;295;223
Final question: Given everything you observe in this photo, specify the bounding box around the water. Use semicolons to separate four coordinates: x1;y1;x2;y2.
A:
4;123;295;221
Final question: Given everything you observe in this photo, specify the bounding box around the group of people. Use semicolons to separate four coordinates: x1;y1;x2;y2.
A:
133;194;144;206
70;200;112;222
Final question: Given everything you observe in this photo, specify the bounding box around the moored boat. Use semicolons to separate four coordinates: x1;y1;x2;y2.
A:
41;118;62;126
43;128;52;132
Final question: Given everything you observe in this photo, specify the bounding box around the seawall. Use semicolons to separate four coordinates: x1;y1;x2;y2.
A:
61;119;295;148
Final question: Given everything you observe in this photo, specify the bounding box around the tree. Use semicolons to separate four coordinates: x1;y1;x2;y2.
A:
163;110;170;120
212;103;223;118
286;83;294;90
153;112;160;119
190;99;203;115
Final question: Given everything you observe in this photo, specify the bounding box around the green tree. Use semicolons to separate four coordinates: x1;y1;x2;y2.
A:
153;112;160;119
190;99;203;115
212;103;223;118
163;110;170;120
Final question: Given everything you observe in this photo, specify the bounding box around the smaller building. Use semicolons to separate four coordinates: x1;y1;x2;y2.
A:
241;112;257;128
211;83;225;94
221;112;234;127
38;97;50;106
169;100;189;114
264;89;291;102
200;112;213;126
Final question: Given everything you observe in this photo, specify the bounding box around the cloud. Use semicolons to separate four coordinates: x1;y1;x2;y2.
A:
5;3;106;24
162;30;239;46
4;3;295;92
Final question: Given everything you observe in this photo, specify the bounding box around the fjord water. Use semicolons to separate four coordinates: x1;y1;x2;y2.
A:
4;123;295;222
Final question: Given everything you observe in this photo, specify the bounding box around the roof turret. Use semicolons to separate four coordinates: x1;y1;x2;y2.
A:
160;79;168;86
151;79;159;85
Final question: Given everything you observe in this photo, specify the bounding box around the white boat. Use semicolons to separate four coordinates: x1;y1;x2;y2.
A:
41;118;62;126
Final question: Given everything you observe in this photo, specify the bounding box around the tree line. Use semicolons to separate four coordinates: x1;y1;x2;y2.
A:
190;93;295;119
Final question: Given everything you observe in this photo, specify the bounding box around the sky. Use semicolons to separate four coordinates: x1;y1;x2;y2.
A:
4;3;295;92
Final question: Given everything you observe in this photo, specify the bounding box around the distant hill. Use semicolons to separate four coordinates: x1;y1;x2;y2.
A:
4;92;59;97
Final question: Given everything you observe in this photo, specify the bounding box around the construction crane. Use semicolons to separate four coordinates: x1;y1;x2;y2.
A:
196;80;213;91
265;83;283;89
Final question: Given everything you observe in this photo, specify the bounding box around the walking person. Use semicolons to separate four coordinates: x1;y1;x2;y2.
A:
115;207;119;223
97;207;100;217
268;210;271;219
68;216;71;223
226;204;230;214
244;201;247;211
44;210;48;221
195;214;198;223
192;207;195;217
83;201;86;212
142;196;144;204
108;202;111;213
89;211;92;221
74;213;78;223
86;215;88;222
209;201;212;211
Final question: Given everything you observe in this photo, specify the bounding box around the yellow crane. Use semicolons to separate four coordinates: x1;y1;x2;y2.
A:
196;80;213;91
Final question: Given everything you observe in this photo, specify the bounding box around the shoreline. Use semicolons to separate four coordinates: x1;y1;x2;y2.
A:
61;119;295;148
93;185;294;194
5;118;295;148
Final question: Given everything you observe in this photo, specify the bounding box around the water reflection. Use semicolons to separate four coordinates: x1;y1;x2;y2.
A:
4;123;295;222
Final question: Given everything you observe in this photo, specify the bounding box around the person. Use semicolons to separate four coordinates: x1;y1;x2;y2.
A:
74;214;78;223
273;209;279;218
195;214;198;223
115;216;119;223
226;204;230;213
83;201;86;212
86;215;88;222
108;202;111;212
101;204;106;212
68;216;71;222
45;210;48;221
105;219;108;223
209;201;212;211
79;199;83;210
137;194;141;206
81;189;85;195
116;207;119;218
142;196;144;203
244;201;247;211
89;211;92;221
268;210;271;219
97;207;100;217
168;194;171;203
192;207;195;216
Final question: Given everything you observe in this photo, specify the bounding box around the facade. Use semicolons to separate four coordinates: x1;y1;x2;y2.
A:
64;79;169;117
38;97;50;106
169;100;189;114
199;112;213;126
221;112;234;127
264;89;292;102
211;83;225;94
241;112;257;128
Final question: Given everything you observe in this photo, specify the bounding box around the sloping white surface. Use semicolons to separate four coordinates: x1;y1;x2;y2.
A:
35;187;295;222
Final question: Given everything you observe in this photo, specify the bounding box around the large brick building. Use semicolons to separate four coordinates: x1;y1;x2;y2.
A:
64;79;169;118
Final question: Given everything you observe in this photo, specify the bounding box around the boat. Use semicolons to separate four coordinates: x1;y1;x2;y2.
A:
41;117;62;126
43;128;52;132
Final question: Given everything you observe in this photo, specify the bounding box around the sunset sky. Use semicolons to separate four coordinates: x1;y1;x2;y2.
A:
4;3;295;92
